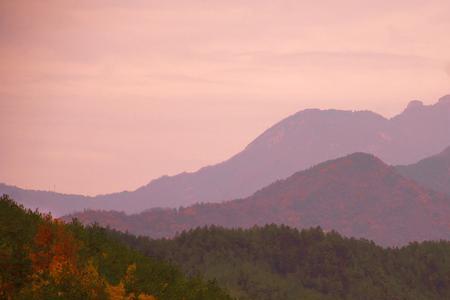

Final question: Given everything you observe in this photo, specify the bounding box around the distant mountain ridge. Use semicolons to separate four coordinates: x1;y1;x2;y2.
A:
64;152;450;246
396;146;450;196
0;183;94;216
2;95;450;215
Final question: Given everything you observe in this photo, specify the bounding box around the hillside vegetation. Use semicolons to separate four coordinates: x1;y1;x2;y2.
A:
3;192;450;300
0;195;231;300
112;225;450;300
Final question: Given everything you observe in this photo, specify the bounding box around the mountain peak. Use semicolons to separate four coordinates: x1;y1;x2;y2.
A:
405;100;424;111
331;152;386;168
307;152;389;178
442;145;450;155
345;152;381;161
438;94;450;105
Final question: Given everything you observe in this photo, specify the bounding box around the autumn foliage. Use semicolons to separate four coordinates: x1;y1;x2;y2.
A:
0;195;231;300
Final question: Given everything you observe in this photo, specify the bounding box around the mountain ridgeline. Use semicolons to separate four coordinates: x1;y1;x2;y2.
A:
2;95;450;215
64;152;450;246
396;145;450;196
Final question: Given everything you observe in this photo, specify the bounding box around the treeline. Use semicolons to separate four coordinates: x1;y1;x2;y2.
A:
110;225;450;300
3;193;450;300
0;195;231;300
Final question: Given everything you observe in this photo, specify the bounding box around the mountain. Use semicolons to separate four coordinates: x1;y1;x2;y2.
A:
396;146;450;196
64;153;450;246
0;183;94;217
3;95;450;215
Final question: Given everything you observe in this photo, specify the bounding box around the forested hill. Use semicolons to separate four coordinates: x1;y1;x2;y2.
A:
111;225;450;300
3;194;450;300
65;152;450;246
0;195;231;300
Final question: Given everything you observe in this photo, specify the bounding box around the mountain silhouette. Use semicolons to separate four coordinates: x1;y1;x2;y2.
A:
2;95;450;215
64;152;450;246
396;145;450;196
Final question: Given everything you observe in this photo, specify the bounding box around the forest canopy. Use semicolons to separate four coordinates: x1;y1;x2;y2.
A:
111;225;450;300
2;194;450;300
0;195;231;300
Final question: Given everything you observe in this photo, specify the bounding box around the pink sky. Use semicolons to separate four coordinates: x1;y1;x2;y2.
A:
1;1;450;195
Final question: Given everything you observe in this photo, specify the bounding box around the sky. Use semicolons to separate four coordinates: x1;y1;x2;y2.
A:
1;0;449;195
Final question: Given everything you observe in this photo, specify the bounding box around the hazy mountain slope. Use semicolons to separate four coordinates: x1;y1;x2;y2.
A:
64;153;450;246
0;183;95;217
94;96;450;212
3;95;450;215
396;146;450;196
